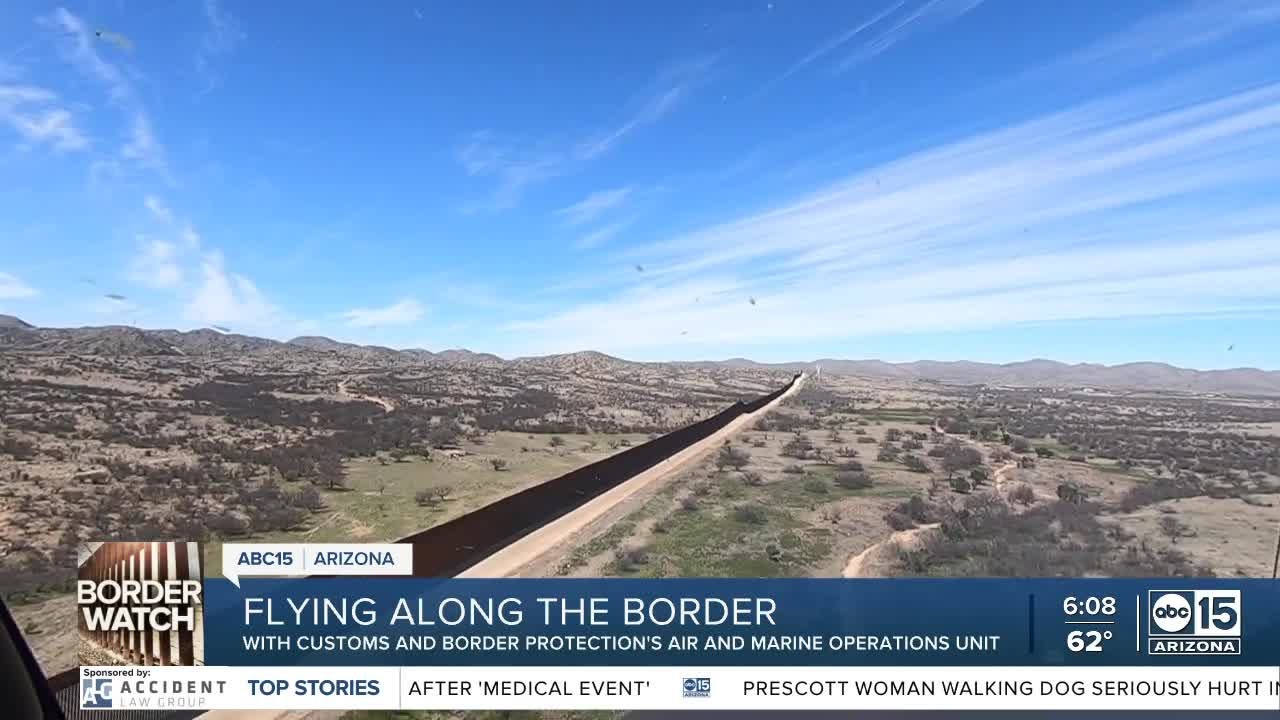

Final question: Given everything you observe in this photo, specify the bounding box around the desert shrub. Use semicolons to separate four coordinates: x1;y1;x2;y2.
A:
1117;476;1203;513
835;460;864;472
490;458;508;471
614;545;650;572
803;477;829;494
949;476;972;494
781;434;815;459
892;494;938;525
885;511;915;531
733;504;769;525
885;428;903;441
208;511;249;536
548;435;565;447
1158;516;1193;543
1035;447;1056;458
740;470;765;487
1007;483;1036;506
782;464;805;475
679;496;700;512
876;445;900;462
901;454;930;473
716;445;752;470
300;486;325;510
1010;436;1033;453
834;470;873;490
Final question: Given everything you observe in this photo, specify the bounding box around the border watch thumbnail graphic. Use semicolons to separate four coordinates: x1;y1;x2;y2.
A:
1147;589;1241;655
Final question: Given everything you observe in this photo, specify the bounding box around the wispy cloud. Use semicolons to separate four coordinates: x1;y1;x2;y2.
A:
575;220;630;250
129;239;183;289
765;0;905;89
456;131;564;211
457;56;715;210
1062;0;1280;73
0;84;88;152
556;187;632;226
341;299;426;327
508;44;1280;357
575;55;717;161
0;271;39;299
185;250;282;327
835;0;985;72
196;0;246;94
143;194;173;224
45;7;169;177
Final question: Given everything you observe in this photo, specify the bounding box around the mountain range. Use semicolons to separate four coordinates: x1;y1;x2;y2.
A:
1;315;1276;395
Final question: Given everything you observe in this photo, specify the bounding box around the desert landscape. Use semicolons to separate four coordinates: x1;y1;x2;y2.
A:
2;316;1279;688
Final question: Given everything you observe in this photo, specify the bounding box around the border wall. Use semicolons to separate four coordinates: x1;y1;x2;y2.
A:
400;373;802;576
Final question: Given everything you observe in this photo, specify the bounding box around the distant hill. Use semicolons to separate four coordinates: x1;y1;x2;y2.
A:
0;314;33;329
1;315;1276;395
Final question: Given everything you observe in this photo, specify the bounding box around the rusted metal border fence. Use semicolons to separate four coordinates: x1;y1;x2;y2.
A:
399;374;801;576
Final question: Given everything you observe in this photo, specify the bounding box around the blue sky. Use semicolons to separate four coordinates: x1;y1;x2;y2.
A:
2;1;1279;369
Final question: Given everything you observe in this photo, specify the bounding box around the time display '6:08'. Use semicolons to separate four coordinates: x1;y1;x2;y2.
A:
1063;596;1116;616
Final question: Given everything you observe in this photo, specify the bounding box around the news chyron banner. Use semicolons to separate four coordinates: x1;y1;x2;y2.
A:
78;541;1280;712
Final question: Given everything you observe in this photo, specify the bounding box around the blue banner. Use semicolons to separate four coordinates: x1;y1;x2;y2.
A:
203;578;1279;667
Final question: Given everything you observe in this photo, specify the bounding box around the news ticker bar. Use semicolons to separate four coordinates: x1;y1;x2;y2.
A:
80;665;1280;711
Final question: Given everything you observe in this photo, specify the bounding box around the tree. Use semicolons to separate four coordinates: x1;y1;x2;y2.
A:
941;443;982;479
429;424;460;448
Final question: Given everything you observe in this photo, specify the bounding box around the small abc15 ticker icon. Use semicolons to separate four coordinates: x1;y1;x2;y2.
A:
1147;589;1241;655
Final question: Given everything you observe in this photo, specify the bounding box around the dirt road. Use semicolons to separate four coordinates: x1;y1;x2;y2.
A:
458;374;808;578
336;378;395;412
842;523;939;578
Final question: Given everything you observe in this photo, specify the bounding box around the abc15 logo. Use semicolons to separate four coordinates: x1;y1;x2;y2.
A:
1148;589;1241;637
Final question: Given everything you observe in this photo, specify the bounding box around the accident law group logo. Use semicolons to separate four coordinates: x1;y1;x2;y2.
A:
77;541;206;667
1147;589;1242;655
82;677;113;709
